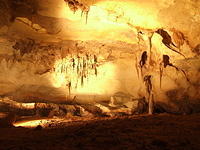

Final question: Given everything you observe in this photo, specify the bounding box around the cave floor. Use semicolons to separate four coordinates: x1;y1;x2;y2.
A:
0;113;200;150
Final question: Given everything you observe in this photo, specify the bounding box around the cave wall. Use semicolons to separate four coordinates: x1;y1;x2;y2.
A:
0;0;199;113
0;38;199;113
0;0;200;47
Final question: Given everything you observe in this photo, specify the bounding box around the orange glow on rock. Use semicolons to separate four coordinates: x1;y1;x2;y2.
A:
14;119;49;128
51;55;118;97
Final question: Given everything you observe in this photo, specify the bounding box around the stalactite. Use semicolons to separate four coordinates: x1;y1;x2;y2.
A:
139;51;147;68
66;0;78;14
85;11;88;24
136;29;143;47
81;10;84;17
68;81;71;96
83;58;86;68
139;51;148;77
94;55;97;63
95;67;97;76
160;55;190;88
79;60;82;70
172;29;185;52
148;32;154;66
85;8;90;24
86;54;89;60
155;29;186;58
77;55;80;75
135;55;140;79
84;54;88;78
77;63;79;74
148;33;153;52
72;58;75;69
61;64;64;73
65;66;67;74
81;74;84;86
53;51;103;91
159;63;163;88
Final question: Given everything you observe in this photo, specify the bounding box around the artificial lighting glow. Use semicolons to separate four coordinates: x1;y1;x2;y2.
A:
62;4;127;27
96;1;161;29
20;103;35;109
58;0;162;44
14;119;49;128
61;1;161;29
75;62;117;95
51;55;118;96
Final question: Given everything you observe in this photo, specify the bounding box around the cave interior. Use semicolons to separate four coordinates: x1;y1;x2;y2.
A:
0;0;200;149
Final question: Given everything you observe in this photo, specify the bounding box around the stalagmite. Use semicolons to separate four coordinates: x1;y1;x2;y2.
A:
135;55;140;79
143;75;154;114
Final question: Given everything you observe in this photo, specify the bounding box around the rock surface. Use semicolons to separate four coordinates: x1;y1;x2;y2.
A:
0;0;199;114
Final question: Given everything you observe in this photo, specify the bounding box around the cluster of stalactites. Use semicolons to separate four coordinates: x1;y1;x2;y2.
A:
133;27;192;114
54;53;98;92
64;0;90;24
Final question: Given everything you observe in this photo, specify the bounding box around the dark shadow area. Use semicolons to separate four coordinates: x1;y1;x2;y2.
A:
0;113;200;150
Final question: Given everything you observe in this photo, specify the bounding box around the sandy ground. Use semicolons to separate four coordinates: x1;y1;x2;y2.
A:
0;113;200;150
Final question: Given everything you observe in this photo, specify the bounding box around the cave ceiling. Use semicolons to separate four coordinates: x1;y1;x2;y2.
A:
0;0;199;47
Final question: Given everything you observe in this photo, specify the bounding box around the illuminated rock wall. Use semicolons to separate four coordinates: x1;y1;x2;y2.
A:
0;0;199;113
0;40;139;103
0;39;199;112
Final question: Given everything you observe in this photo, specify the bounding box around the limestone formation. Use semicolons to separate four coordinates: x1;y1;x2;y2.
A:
0;0;199;115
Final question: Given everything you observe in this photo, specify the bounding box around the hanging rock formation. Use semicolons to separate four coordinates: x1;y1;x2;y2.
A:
0;0;199;115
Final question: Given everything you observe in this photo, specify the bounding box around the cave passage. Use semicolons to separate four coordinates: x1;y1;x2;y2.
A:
0;0;200;149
